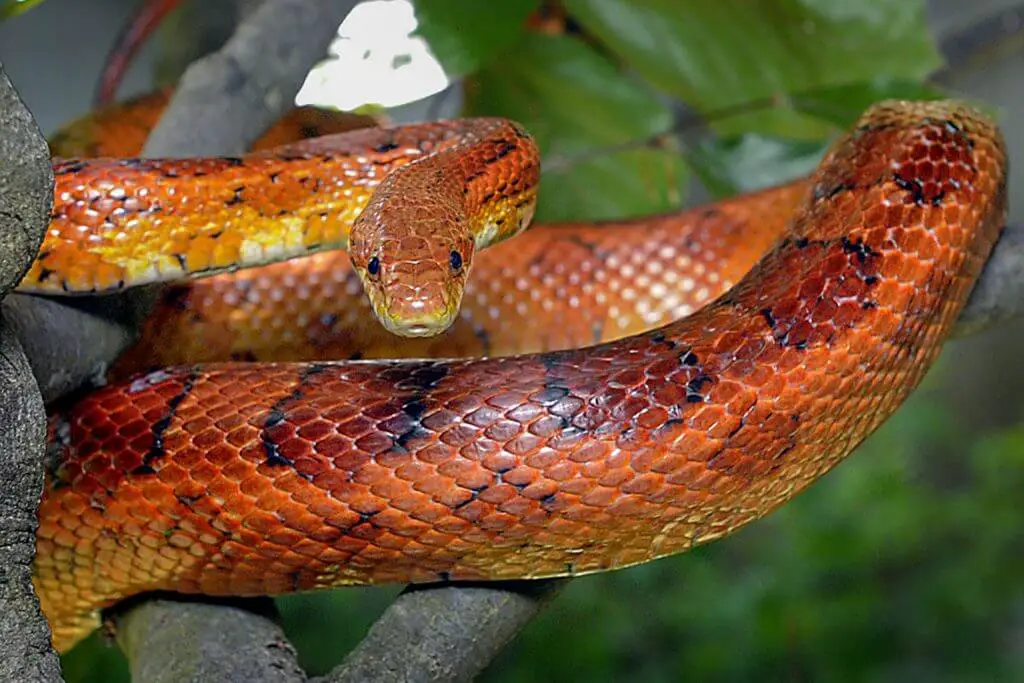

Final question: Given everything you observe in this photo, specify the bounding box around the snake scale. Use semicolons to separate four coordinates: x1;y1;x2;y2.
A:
22;97;1007;654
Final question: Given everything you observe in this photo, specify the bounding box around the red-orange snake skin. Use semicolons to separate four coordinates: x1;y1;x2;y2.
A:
30;100;1007;653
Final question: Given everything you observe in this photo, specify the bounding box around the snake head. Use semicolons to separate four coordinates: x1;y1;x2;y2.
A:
350;215;475;338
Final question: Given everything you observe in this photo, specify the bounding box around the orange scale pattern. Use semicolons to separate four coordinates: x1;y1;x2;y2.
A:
31;100;1007;657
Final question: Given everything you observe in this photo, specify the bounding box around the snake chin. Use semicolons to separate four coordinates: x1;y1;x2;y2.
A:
370;290;461;338
378;308;459;338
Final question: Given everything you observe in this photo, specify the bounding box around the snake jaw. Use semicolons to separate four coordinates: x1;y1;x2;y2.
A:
361;260;466;338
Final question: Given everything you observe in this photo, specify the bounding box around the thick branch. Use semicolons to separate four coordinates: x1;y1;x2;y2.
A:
115;597;303;683
322;581;568;683
0;64;61;681
955;222;1024;337
142;0;357;158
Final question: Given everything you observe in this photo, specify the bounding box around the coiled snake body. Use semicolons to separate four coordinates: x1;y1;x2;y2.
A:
26;99;1007;653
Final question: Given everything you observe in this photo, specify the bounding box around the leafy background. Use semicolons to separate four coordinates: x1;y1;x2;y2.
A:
2;0;1022;680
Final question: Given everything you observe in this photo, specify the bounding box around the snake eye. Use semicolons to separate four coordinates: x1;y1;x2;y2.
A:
449;250;463;271
367;256;380;277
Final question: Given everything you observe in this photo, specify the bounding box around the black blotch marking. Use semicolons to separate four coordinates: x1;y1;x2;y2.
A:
229;350;259;362
864;275;879;286
268;172;281;183
174;253;187;270
454;490;479;510
943;119;973;148
540;493;558;509
175;493;201;507
473;325;493;355
535;385;570;406
347;351;364;360
814;181;856;201
437;571;452;582
403;399;428;420
650;332;676;350
538;352;562;372
861;299;879;310
222;157;244;167
358;511;377;525
393;396;433;453
261;365;331;472
759;308;777;329
132;369;199;475
37;266;55;283
893;173;926;205
653;417;685;439
841;236;878;264
374;140;399;154
224;186;245;206
678;349;700;366
485;140;516;165
55;159;88;174
565;235;599;253
300;125;320;139
685;374;713;403
317;312;339;329
400;364;449;394
795;237;810;249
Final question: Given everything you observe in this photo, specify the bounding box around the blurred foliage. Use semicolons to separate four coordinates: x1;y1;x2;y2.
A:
44;0;1024;681
0;0;43;20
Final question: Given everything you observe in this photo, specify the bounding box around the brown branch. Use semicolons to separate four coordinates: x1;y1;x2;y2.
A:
932;2;1024;82
321;581;568;683
115;597;303;683
0;64;61;681
955;222;1024;337
141;0;356;158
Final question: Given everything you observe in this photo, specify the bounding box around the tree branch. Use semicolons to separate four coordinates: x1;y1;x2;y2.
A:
115;597;303;683
0;63;61;681
141;0;357;158
322;581;568;683
955;222;1024;338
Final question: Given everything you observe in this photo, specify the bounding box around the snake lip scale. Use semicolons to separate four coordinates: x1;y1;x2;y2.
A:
27;99;1007;654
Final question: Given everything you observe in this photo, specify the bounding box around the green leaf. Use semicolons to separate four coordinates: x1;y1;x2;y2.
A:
464;33;686;221
0;0;45;19
686;134;830;198
789;79;948;127
539;147;686;222
563;0;941;136
411;0;541;77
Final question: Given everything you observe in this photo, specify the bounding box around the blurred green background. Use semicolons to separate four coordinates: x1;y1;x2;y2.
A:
3;0;1024;681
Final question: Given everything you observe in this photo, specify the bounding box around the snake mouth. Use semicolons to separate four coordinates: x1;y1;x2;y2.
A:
374;292;459;338
380;312;457;338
